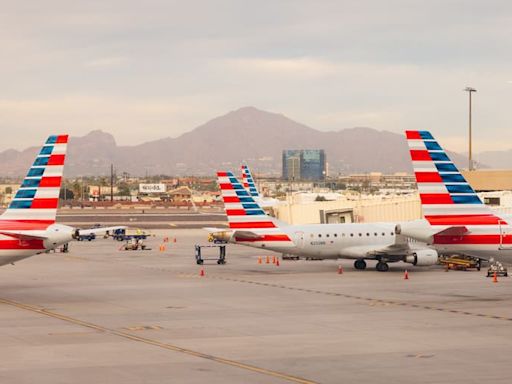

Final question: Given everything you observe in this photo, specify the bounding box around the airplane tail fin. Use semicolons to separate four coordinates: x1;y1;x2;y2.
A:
241;164;260;198
1;135;68;226
217;171;293;246
405;130;504;226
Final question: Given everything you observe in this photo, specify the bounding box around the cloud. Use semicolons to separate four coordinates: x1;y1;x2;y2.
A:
0;96;217;150
1;1;512;154
222;57;340;77
84;56;129;69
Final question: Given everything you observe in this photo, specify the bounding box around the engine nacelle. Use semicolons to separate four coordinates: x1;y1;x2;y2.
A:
208;230;232;243
43;224;76;249
395;221;434;243
404;249;439;266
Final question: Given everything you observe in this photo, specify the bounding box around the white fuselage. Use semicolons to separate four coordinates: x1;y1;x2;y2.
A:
0;224;75;266
232;222;404;260
392;217;512;264
231;217;512;264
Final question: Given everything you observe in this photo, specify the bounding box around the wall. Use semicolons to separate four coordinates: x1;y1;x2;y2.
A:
274;194;422;225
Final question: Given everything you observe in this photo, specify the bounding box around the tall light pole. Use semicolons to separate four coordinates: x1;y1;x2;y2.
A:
464;86;477;170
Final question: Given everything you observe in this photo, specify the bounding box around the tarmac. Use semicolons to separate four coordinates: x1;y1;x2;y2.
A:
1;229;512;383
56;208;227;229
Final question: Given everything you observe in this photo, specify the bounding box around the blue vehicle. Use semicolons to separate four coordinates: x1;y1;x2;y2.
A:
77;233;96;241
113;228;148;242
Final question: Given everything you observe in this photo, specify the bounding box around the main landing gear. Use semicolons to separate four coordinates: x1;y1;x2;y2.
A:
376;261;389;272
354;259;390;271
354;259;367;270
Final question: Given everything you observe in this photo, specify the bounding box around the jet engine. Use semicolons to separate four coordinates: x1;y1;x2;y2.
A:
404;249;439;266
207;230;232;243
43;224;77;249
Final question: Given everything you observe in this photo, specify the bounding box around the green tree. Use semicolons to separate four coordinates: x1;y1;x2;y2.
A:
118;182;131;196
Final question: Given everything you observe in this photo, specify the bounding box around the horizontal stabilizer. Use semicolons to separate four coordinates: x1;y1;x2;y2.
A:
79;226;127;237
232;230;261;240
434;226;468;237
203;227;229;233
0;230;48;240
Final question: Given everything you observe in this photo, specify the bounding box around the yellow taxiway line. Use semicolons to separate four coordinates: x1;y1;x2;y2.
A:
0;297;317;384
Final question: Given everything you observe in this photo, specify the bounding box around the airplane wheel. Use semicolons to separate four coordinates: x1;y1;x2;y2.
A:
354;259;367;270
376;261;389;272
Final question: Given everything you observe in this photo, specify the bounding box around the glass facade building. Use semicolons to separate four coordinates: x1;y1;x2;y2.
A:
282;149;326;181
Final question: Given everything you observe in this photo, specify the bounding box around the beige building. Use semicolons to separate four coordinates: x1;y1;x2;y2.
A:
274;193;422;225
461;170;512;191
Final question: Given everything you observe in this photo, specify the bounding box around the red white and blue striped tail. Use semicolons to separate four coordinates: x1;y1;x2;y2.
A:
406;130;505;226
1;135;68;225
217;171;293;246
241;164;260;198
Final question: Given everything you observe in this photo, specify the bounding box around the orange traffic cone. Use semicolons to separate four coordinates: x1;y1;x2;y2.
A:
337;265;343;274
258;256;262;264
200;268;205;277
493;271;498;283
276;258;280;267
272;256;276;264
266;256;270;264
404;270;409;280
173;237;177;243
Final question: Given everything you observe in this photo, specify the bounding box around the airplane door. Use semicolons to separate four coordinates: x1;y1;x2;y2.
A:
295;231;305;248
499;220;512;250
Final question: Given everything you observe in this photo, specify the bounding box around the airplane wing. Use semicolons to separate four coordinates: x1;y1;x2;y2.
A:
0;231;48;241
232;230;261;240
369;244;410;257
203;227;262;241
366;233;416;259
203;227;229;233
78;226;127;237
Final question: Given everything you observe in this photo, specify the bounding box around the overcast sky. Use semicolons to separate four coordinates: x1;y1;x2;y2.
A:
1;0;511;153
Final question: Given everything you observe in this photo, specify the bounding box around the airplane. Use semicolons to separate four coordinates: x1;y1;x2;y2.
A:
396;130;512;264
214;171;438;271
241;164;260;198
0;135;123;267
240;164;279;208
205;164;278;241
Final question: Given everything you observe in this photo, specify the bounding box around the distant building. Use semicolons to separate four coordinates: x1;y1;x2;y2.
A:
168;186;193;203
282;149;326;181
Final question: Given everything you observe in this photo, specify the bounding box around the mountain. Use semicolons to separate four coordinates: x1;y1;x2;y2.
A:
0;107;475;177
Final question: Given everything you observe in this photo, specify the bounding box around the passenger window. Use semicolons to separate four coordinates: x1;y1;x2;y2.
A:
326;234;330;238
382;232;385;236
358;233;362;237
374;233;377;236
366;233;370;236
334;234;338;237
350;233;354;237
318;234;322;238
390;232;394;236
